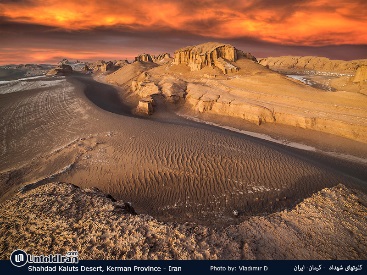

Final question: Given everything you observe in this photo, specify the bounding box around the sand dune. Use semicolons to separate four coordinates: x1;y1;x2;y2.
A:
1;75;366;227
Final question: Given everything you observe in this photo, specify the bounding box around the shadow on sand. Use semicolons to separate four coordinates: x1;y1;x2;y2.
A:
66;73;135;116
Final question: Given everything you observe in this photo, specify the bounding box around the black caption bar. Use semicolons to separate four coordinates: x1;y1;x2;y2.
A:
0;260;365;275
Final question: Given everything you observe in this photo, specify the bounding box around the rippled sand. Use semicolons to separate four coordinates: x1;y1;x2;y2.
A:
0;75;366;226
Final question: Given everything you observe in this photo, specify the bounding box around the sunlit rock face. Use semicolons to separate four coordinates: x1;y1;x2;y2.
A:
173;42;241;74
46;64;73;76
353;65;367;83
135;54;154;63
134;53;172;64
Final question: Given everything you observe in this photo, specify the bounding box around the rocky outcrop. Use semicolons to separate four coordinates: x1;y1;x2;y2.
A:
137;98;154;115
105;61;158;86
237;52;257;62
215;57;239;74
101;61;113;72
135;53;172;64
259;56;367;75
153;53;172;64
90;60;114;72
91;60;104;70
186;83;275;125
154;53;170;60
58;58;69;65
114;60;129;67
135;54;154;63
92;61;112;72
353;65;367;82
134;81;160;98
131;72;160;98
159;77;187;103
46;64;73;76
173;42;240;74
131;73;187;104
82;64;90;72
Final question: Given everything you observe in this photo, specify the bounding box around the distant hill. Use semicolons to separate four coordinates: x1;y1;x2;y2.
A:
259;56;367;75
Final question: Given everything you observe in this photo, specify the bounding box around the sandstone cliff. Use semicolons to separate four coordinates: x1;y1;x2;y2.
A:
185;83;275;125
173;42;244;74
135;54;154;63
353;65;367;83
137;98;154;115
134;53;172;64
153;53;171;64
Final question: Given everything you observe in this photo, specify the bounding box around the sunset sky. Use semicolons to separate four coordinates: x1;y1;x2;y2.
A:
0;0;366;64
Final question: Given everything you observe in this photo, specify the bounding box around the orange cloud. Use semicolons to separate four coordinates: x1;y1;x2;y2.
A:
0;0;366;46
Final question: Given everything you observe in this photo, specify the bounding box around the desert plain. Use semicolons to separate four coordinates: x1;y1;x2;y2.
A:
0;42;367;260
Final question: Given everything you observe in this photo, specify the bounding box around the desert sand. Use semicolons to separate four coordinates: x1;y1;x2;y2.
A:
0;182;366;260
0;42;367;259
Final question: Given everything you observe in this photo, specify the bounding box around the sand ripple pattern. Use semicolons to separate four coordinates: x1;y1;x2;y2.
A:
0;77;91;169
71;124;343;226
0;77;360;226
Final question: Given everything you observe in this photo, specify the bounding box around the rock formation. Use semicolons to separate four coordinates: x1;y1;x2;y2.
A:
46;64;73;76
82;64;90;72
104;42;367;143
154;53;170;60
185;83;275;125
173;42;242;74
90;60;114;72
114;60;130;67
105;61;158;86
137;98;154;115
134;53;172;64
135;54;154;63
131;72;161;98
100;61;113;72
353;65;367;82
159;77;187;103
93;60;104;69
58;58;69;65
237;52;257;62
131;72;187;104
215;57;240;74
153;53;172;64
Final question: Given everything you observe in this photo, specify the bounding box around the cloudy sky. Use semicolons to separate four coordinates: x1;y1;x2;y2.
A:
0;0;366;64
